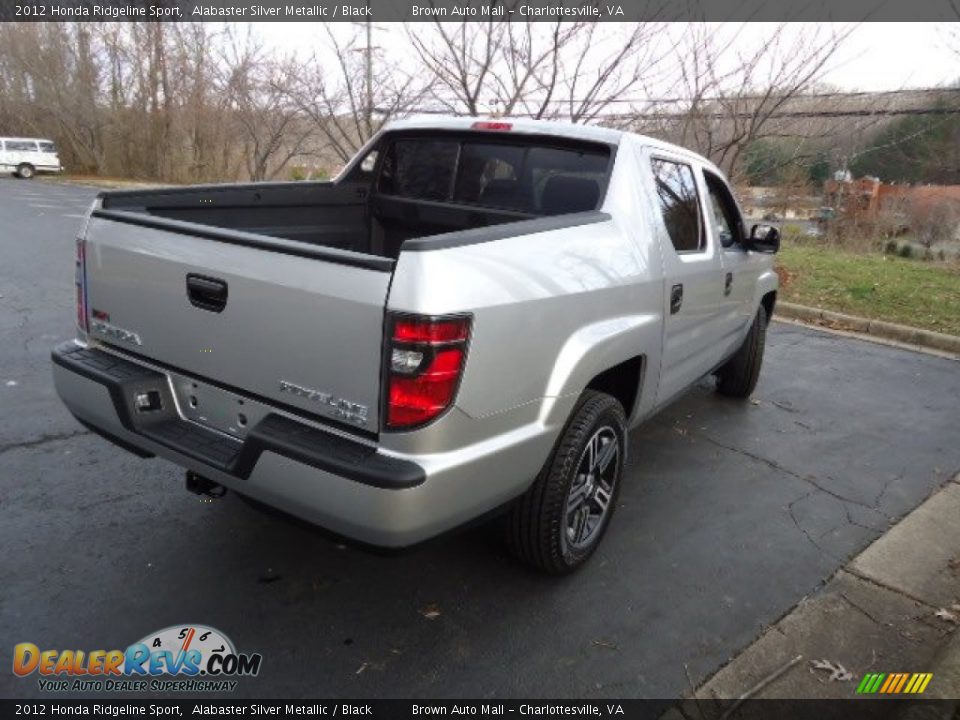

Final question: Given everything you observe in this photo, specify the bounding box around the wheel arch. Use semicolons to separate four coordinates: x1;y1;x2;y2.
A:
540;314;659;428
761;289;777;320
585;355;645;420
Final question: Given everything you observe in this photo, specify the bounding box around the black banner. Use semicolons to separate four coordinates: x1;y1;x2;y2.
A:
0;0;957;22
0;699;956;720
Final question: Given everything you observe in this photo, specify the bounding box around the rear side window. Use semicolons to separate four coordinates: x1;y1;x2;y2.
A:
5;140;38;152
38;142;56;153
651;158;704;253
377;137;609;215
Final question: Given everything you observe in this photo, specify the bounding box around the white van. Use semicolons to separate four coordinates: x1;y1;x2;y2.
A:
0;137;63;179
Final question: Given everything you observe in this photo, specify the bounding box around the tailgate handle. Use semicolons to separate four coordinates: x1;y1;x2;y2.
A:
186;274;228;313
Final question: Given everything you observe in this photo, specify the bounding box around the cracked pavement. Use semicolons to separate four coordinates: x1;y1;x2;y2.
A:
2;178;960;699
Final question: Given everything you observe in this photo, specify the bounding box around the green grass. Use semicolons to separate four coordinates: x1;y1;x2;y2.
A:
777;242;960;337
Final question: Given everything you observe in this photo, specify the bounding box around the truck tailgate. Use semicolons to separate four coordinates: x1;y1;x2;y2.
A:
82;215;389;432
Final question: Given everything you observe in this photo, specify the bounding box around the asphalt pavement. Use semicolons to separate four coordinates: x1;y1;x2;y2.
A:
2;176;959;700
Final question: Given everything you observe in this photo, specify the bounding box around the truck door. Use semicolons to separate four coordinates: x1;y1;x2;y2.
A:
702;168;761;357
649;155;726;406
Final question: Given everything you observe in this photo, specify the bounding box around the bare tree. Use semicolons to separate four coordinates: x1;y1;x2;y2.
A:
287;26;422;165
409;20;674;122
218;28;311;181
634;23;855;181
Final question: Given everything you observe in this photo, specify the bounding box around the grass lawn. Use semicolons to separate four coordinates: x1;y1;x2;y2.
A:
776;242;960;337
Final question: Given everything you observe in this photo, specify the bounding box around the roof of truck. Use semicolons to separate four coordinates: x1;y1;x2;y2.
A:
385;115;624;144
383;115;709;164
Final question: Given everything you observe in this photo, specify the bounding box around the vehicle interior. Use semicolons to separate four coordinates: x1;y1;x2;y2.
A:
99;133;613;259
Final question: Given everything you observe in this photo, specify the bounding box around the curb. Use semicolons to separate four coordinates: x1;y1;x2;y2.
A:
681;478;960;707
775;302;960;355
927;628;960;701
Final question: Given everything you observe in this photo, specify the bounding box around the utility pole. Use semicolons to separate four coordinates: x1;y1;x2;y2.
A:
365;9;372;133
352;7;376;135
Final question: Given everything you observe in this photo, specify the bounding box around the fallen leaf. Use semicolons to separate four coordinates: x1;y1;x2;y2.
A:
811;659;853;682
591;640;618;650
934;608;958;623
421;604;441;620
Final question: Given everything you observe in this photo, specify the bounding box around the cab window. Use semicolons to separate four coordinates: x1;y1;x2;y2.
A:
650;158;704;253
703;170;743;249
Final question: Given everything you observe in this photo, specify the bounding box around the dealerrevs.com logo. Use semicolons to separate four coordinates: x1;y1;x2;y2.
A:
13;624;262;693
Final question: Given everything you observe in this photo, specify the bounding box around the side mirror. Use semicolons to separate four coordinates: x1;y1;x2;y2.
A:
746;224;781;254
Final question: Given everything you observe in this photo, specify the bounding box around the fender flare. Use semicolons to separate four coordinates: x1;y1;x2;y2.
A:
539;313;661;427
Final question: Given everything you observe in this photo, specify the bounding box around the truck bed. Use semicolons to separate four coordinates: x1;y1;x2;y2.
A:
98;180;537;260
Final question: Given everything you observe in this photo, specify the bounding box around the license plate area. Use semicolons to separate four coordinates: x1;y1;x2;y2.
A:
169;374;270;440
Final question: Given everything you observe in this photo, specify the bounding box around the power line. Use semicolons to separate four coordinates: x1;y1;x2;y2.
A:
388;105;960;120
638;107;960;121
399;86;960;115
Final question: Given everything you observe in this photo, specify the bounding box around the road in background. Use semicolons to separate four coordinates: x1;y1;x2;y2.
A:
2;177;959;699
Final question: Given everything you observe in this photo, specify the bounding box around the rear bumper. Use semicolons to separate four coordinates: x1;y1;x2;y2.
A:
52;341;554;546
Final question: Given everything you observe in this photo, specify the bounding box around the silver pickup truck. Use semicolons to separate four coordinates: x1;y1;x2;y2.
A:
53;117;779;573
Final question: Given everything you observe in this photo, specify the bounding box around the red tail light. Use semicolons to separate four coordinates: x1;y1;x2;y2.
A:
75;237;88;333
386;314;471;429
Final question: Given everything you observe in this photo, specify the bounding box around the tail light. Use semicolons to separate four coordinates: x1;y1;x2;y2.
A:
75;237;88;333
385;314;471;429
471;121;512;131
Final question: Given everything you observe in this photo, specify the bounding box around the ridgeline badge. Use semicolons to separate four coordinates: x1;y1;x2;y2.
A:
12;624;261;693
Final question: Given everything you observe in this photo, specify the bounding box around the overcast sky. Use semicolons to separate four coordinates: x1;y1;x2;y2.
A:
256;22;958;93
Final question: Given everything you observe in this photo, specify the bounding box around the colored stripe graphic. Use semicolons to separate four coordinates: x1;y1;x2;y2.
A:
879;674;896;693
856;672;932;694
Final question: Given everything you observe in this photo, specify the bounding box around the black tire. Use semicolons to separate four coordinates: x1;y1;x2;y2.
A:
716;306;767;398
506;390;627;574
16;164;35;179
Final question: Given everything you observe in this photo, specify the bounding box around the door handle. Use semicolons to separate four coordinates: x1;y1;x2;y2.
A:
724;272;733;296
186;274;228;313
670;283;683;315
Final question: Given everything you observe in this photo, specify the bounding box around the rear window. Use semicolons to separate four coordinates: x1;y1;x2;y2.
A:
5;140;37;152
377;136;610;215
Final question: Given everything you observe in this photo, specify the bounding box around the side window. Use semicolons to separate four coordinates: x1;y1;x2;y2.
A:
703;170;743;249
39;142;57;153
7;140;37;152
650;158;704;253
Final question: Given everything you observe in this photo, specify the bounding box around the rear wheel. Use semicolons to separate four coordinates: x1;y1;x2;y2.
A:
506;390;627;574
16;164;35;179
716;306;767;398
